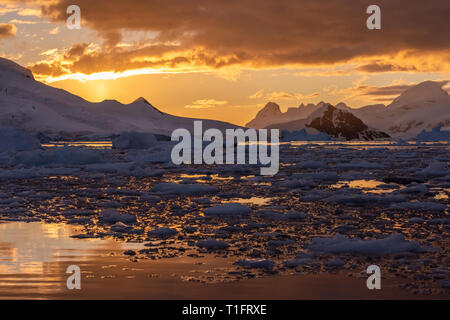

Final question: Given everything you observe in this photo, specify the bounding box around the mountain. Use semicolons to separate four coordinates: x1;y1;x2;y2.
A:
0;57;238;138
246;102;283;129
352;81;450;138
248;81;450;138
267;104;390;140
246;101;350;129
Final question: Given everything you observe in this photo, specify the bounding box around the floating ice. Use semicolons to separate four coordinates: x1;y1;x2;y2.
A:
196;238;230;250
147;227;178;239
391;201;446;211
0;128;41;153
417;162;448;178
204;203;252;217
307;234;427;255
234;259;276;270
112;131;157;150
98;208;137;224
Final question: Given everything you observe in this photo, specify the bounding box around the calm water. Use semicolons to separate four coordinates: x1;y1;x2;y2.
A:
0;222;440;299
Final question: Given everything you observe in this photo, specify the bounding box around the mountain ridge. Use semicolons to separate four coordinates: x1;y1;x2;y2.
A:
248;81;450;138
0;57;239;137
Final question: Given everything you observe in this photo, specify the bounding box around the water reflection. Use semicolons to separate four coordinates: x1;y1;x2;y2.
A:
42;141;112;149
0;222;142;298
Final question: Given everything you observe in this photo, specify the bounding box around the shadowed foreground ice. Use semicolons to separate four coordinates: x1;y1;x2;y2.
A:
0;134;449;297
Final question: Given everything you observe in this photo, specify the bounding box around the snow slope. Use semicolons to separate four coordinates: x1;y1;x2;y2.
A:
353;81;450;138
267;104;389;140
246;101;350;129
0;58;238;137
247;81;450;138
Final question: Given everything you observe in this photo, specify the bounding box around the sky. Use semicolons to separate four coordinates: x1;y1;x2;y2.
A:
0;0;449;126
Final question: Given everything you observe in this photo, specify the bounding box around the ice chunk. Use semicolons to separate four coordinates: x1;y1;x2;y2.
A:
112;131;157;150
307;234;427;254
204;203;252;217
98;208;137;224
10;147;103;167
391;201;446;211
417;162;448;178
196;238;230;250
147;227;178;239
0;128;40;153
234;259;275;270
324;257;345;268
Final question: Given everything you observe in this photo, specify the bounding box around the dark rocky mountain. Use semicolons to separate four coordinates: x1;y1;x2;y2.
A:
267;104;390;141
306;105;390;140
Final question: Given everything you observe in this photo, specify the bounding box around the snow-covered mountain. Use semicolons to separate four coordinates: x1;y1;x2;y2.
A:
267;104;390;140
247;81;450;138
246;101;350;129
0;57;238;138
352;81;450;138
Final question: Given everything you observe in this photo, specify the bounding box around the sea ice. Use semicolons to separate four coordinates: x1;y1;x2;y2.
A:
204;203;252;217
307;234;427;255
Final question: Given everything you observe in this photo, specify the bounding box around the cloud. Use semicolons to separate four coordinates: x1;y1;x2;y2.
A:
8;19;38;24
49;26;59;34
265;91;319;101
10;0;450;77
356;62;417;73
0;23;16;39
249;89;264;99
184;99;228;109
17;8;41;17
250;89;318;101
338;80;449;104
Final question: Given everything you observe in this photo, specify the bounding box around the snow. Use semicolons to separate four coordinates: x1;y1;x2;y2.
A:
246;101;348;129
354;81;450;138
247;81;450;138
204;203;252;216
0;58;239;137
307;234;427;255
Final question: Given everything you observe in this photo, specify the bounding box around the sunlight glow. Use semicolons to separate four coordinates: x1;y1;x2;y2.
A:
41;67;208;83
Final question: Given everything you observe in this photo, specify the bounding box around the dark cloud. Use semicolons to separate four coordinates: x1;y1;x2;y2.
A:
359;84;413;96
356;62;418;73
0;23;17;39
353;81;449;100
29;61;66;76
17;0;450;75
63;43;90;61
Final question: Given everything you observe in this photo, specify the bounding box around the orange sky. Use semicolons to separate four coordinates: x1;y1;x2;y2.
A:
1;0;449;125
